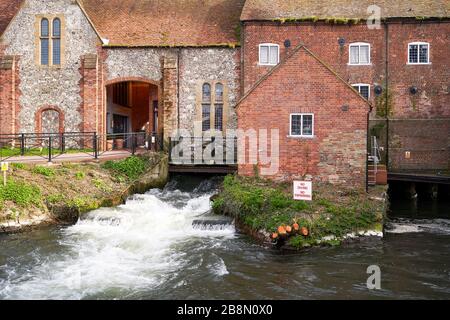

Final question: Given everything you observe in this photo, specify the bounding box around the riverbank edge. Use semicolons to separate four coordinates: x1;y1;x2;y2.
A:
212;175;387;252
0;154;169;234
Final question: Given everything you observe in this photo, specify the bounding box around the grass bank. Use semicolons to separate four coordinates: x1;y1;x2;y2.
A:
212;175;386;250
0;153;167;232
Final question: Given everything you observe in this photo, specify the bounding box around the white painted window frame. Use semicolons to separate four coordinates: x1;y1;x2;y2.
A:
289;113;315;138
258;43;280;66
407;42;431;65
352;83;371;99
348;42;371;65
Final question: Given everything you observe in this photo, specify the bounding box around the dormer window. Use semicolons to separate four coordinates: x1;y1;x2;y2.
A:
259;44;279;66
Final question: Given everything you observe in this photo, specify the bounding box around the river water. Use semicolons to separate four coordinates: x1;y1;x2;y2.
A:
0;176;449;300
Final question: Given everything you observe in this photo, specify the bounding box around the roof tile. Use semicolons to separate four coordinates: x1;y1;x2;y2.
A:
0;0;24;37
241;0;450;21
79;0;246;47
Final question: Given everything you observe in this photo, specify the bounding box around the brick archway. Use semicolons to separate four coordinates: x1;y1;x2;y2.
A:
105;77;161;88
105;77;162;136
35;106;65;134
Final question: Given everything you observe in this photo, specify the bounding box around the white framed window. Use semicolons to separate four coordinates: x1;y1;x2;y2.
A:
408;42;430;64
349;42;371;65
259;43;279;66
290;113;314;137
352;84;371;100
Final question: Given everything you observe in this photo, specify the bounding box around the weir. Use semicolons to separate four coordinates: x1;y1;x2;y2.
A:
0;175;450;299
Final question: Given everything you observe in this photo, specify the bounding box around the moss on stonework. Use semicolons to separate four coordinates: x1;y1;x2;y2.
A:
375;86;395;118
212;175;384;250
272;17;361;25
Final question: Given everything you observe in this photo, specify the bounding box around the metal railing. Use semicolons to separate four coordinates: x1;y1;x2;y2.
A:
0;132;163;162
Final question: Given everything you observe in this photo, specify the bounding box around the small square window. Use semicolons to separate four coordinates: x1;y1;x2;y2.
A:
352;84;370;100
349;43;371;65
290;114;314;137
259;44;279;65
409;43;429;64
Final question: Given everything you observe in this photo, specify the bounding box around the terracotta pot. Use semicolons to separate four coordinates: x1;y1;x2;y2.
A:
106;140;114;151
115;138;124;150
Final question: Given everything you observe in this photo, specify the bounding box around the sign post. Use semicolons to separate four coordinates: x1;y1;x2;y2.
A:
293;181;313;201
1;162;9;186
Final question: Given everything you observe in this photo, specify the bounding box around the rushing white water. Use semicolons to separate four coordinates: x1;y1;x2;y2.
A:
386;218;450;235
0;184;235;300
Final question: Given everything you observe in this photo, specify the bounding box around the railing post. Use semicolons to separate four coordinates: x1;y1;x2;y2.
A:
132;133;136;155
168;137;172;163
20;134;25;156
48;136;52;162
93;132;98;159
61;133;65;154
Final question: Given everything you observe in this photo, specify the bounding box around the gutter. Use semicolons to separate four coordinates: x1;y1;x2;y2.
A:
384;21;390;171
177;49;181;131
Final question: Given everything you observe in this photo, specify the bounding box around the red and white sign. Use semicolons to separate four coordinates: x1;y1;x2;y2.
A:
293;181;312;201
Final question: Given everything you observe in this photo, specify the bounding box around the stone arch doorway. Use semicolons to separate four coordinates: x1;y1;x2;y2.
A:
105;77;161;137
35;106;65;134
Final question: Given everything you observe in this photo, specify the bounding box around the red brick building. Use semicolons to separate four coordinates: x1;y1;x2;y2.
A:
0;0;449;187
237;44;370;187
240;0;449;176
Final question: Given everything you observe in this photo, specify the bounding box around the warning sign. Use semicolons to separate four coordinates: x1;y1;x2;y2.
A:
1;162;9;172
293;181;312;201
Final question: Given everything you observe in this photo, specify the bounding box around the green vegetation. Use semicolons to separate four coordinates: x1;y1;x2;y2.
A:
0;153;164;229
75;171;85;180
46;193;65;204
0;147;92;158
102;156;150;180
66;196;100;214
272;16;361;25
92;178;112;193
32;166;56;177
11;163;26;170
0;180;42;208
213;175;383;249
375;86;395;118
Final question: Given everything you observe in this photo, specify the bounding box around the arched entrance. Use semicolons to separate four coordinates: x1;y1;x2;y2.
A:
35;106;65;134
105;78;160;136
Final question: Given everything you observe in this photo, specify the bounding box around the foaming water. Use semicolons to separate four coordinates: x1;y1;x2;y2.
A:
0;178;234;300
386;218;450;235
1;177;450;300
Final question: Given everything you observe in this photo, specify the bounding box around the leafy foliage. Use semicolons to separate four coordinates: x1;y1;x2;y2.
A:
0;181;41;207
32;166;55;177
102;156;149;180
213;175;382;249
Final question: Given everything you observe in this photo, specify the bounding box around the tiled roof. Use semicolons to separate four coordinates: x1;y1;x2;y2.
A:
0;0;23;37
78;0;246;47
241;0;450;21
